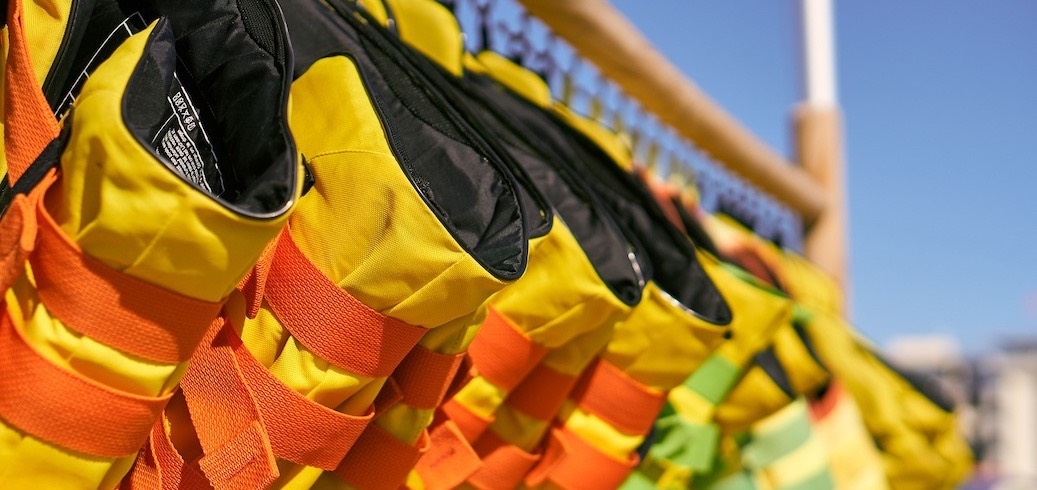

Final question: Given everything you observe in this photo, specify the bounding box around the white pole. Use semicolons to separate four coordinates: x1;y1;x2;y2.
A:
802;0;838;107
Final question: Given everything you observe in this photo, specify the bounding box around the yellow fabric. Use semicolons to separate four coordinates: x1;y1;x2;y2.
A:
21;0;72;95
779;253;842;316
0;23;297;489
381;0;464;76
238;54;516;489
474;50;554;108
812;385;889;490
551;102;635;171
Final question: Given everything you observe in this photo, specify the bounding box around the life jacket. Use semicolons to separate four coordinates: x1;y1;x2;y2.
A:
351;3;652;487
0;0;300;487
124;0;535;488
809;382;889;490
797;312;973;490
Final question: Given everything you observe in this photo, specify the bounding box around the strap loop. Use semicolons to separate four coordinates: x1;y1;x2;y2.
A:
569;360;666;436
526;427;639;490
468;306;548;391
264;230;426;377
0;313;172;457
393;345;466;409
416;420;484;490
506;363;578;421
335;425;430;490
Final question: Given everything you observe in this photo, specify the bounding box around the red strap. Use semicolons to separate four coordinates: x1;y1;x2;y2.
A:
525;427;638;490
506;363;579;421
334;425;430;490
468;306;548;391
30;203;224;364
264;230;426;378
179;320;279;490
809;381;842;421
393;345;466;409
0;312;172;457
230;326;375;470
467;430;541;490
439;398;494;443
4;0;62;183
416;420;484;490
569;360;666;435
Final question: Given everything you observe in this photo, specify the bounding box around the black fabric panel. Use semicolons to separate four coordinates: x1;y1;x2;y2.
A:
459;73;644;306
467;65;730;324
124;0;297;217
281;0;527;280
754;348;795;399
672;195;721;257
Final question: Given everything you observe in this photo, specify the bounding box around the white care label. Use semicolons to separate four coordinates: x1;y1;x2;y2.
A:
152;74;225;195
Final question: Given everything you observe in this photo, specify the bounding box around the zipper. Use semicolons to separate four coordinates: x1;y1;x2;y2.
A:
41;0;90;110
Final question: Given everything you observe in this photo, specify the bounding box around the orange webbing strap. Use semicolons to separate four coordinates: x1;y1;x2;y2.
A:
439;396;495;443
236;237;280;320
230;325;375;470
526;427;639;490
30;203;224;364
123;419;211;490
569;360;667;436
334;424;431;490
467;305;550;391
178;320;279;490
264;230;427;378
0;313;173;457
467;430;541;490
416;419;484;490
0;183;40;292
506;362;580;421
4;0;62;182
393;345;466;409
809;382;841;421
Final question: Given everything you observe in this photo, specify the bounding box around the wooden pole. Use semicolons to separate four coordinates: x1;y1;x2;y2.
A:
798;0;849;303
516;0;827;223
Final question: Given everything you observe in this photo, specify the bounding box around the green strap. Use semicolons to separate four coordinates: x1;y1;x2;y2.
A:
649;415;720;472
740;406;813;469
707;471;757;490
780;467;836;490
684;354;742;405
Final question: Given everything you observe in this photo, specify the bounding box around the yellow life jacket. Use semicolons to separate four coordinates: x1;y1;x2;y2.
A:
0;1;301;488
133;1;533;489
810;382;889;490
798;312;973;490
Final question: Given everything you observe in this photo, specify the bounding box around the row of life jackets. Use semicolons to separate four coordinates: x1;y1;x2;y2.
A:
0;0;973;489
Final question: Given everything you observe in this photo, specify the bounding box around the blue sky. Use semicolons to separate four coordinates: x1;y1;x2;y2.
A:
604;1;1037;354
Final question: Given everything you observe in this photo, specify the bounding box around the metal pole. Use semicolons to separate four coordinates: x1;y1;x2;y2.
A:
797;0;849;309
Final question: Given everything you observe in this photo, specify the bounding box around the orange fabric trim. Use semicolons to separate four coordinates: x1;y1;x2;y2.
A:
440;398;494;443
0;313;172;457
393;345;466;409
30;204;224;364
237;237;280;320
467;430;541;490
569;360;666;436
0;185;40;293
506;363;579;421
467;306;548;391
265;231;426;378
230;326;375;470
525;427;638;490
809;381;842;421
179;320;278;490
335;425;430;490
416;420;484;490
4;0;62;183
